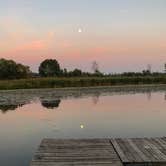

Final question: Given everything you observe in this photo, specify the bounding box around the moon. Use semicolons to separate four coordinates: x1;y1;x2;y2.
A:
78;28;82;33
80;125;84;129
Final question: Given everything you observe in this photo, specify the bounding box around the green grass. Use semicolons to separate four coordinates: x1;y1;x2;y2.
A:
0;76;166;90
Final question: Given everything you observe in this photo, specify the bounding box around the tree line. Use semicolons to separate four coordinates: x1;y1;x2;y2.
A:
0;58;166;80
0;58;31;79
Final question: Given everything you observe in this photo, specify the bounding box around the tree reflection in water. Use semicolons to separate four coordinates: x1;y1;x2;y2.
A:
0;103;25;113
146;91;152;101
40;98;61;109
0;89;166;113
92;92;101;105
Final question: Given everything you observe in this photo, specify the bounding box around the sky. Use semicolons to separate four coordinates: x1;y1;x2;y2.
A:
0;0;166;73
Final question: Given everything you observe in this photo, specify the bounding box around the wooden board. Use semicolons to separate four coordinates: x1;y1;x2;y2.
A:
111;137;166;166
30;139;123;166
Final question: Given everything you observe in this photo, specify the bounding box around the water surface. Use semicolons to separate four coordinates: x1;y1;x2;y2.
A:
0;86;166;166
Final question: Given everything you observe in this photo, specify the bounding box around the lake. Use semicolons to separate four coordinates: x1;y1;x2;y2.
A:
0;86;166;166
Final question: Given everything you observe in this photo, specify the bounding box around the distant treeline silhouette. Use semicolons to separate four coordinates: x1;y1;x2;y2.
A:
0;58;31;79
0;58;166;80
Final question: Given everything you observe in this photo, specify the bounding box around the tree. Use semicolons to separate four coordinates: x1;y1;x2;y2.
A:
72;69;82;76
91;61;104;76
16;64;31;78
0;58;31;79
39;59;61;77
63;68;68;77
92;61;99;73
142;70;151;76
147;64;152;73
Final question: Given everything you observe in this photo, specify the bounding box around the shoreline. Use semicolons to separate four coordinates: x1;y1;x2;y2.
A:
0;84;166;92
0;76;166;90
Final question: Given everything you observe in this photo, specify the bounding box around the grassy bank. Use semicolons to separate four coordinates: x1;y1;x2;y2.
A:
0;76;166;90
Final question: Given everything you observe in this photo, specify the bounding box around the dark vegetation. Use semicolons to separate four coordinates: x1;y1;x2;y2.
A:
0;58;166;90
0;76;166;90
41;99;61;109
0;59;31;79
39;59;61;77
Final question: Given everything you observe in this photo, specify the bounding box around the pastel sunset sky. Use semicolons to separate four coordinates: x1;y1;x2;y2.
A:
0;0;166;73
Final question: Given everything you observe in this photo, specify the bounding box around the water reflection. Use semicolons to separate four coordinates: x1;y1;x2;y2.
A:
146;91;152;101
0;88;166;166
0;89;166;113
40;98;61;109
0;99;61;112
0;86;165;113
0;103;26;113
91;90;163;104
92;92;101;105
80;124;84;129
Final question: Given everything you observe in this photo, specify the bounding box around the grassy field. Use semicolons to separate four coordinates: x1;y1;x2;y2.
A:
0;76;166;90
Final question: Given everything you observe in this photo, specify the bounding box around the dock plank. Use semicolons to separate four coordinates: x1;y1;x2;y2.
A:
30;139;123;166
111;138;166;166
31;138;166;166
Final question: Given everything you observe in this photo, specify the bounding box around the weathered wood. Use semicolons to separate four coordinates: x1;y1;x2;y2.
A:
111;138;166;166
31;139;123;166
31;138;166;166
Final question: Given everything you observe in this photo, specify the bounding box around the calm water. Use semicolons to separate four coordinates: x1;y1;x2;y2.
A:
0;87;166;166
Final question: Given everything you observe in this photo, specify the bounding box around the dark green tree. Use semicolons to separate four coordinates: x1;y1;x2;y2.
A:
72;69;82;76
63;68;68;77
0;58;31;79
16;64;31;78
142;70;151;76
39;59;61;77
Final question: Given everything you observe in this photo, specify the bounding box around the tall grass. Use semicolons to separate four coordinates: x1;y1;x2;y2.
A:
0;76;166;90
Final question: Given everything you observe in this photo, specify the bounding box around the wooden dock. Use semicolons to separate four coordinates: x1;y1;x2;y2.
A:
30;139;123;166
111;137;166;166
31;137;166;166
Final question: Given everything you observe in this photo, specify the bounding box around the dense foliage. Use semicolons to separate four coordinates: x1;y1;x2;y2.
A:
0;76;166;90
39;59;61;77
0;59;31;79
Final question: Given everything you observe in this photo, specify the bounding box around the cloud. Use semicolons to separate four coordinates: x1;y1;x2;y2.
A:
90;47;110;55
0;16;56;53
14;31;56;51
47;31;55;38
15;40;47;51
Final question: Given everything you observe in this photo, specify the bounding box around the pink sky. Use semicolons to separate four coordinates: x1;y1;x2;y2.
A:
0;0;166;73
